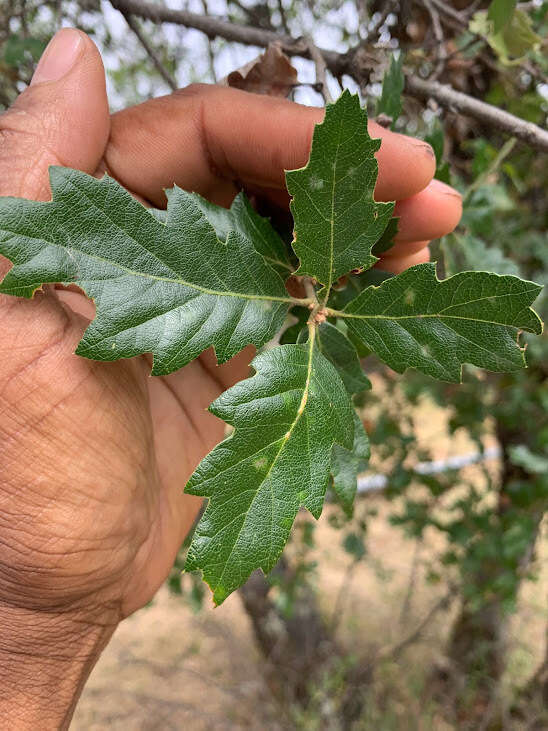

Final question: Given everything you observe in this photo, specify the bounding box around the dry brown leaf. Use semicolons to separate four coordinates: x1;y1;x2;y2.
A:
225;41;297;98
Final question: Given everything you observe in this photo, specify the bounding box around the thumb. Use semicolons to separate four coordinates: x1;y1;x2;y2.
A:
0;28;109;201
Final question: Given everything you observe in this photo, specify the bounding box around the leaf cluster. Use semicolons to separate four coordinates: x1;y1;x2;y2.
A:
0;91;543;603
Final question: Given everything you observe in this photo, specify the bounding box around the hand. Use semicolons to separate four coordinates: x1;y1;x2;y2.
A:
0;28;461;728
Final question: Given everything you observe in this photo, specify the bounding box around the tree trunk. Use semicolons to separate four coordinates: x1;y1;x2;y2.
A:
238;557;372;728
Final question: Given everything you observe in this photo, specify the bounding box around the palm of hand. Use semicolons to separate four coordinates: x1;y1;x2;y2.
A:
0;278;248;619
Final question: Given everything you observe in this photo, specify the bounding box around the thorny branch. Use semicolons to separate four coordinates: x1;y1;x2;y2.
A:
108;0;548;153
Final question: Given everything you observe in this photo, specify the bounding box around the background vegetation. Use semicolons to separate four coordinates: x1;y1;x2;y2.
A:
1;1;547;728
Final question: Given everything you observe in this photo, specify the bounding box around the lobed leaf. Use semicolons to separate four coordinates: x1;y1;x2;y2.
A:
0;168;291;374
340;263;543;382
286;89;394;291
185;338;354;604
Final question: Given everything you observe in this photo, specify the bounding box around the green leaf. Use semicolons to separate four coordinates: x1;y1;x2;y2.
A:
188;191;292;277
318;322;371;394
3;34;47;66
376;53;405;130
331;411;370;516
487;0;517;34
442;232;521;278
286;90;394;291
424;122;452;185
372;216;399;256
0;167;291;374
184;337;354;604
279;306;309;344
317;323;370;515
339;263;543;382
470;10;541;64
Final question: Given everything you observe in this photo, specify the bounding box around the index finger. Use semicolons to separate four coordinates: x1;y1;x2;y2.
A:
103;84;436;208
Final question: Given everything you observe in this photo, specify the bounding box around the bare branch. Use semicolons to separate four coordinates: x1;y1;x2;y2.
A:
378;588;455;662
117;8;177;90
421;0;447;80
276;0;290;35
108;0;548;153
108;0;349;74
406;76;548;153
305;35;333;104
200;0;217;82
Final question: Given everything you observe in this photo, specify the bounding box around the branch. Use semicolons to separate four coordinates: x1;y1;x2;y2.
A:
108;0;349;74
118;8;177;90
405;76;548;152
108;0;548;153
377;588;455;662
305;35;333;104
421;0;447;81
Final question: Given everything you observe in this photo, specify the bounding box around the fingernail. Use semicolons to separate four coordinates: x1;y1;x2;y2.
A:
419;141;436;159
31;29;83;86
429;177;462;198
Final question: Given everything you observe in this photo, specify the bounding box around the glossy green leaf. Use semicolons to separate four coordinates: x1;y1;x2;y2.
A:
286;90;394;290
184;339;354;604
340;263;543;382
0;168;291;375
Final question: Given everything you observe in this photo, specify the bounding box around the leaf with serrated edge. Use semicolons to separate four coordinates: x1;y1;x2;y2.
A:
186;190;292;277
184;336;354;605
339;263;543;382
286;90;394;291
332;411;370;516
0;167;293;375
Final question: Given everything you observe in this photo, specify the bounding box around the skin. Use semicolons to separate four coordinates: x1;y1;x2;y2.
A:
0;29;462;729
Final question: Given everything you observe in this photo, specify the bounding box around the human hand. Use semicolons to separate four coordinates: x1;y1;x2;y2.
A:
0;28;461;729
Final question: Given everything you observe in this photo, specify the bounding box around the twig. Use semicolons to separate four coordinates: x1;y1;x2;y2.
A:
276;0;290;35
463;137;517;203
118;9;177;90
108;0;349;74
398;538;422;627
200;0;217;82
306;35;333;104
405;77;548;152
428;0;467;26
108;0;548;153
366;0;396;41
330;559;359;636
303;277;317;302
378;588;455;662
421;0;447;80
